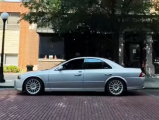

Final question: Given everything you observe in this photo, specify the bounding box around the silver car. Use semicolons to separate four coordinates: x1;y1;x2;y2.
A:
14;57;145;96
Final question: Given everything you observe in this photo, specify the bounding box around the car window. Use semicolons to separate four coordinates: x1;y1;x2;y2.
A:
84;58;112;69
51;61;65;69
63;59;84;70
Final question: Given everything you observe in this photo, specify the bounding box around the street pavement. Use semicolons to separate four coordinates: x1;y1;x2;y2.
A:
0;90;158;120
1;73;159;120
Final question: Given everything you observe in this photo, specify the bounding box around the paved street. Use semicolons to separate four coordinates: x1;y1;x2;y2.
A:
0;90;159;120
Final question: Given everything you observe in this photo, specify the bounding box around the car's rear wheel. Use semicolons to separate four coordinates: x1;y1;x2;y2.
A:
24;78;43;95
106;79;126;96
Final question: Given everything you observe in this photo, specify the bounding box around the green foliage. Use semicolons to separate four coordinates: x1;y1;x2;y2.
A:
21;0;159;34
4;66;20;73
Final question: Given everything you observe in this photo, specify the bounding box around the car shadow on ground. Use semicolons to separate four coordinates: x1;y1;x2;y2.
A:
17;90;146;97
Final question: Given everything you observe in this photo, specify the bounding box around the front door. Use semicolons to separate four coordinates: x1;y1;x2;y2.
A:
49;58;84;90
83;58;114;91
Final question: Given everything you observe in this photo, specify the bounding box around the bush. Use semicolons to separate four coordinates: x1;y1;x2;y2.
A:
4;66;20;73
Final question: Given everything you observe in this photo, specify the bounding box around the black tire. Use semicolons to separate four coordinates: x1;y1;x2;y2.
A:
24;78;44;95
106;79;126;96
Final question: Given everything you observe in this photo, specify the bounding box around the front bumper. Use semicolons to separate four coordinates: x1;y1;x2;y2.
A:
14;79;24;91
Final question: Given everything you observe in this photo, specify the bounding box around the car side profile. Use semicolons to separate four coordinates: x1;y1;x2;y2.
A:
14;57;145;96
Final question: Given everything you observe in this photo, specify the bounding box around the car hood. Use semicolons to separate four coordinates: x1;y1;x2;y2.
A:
21;69;50;76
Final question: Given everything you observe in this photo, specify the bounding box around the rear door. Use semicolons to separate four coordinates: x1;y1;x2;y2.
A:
83;58;114;91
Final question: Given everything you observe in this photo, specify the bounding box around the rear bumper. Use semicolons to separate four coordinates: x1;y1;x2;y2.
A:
127;77;145;90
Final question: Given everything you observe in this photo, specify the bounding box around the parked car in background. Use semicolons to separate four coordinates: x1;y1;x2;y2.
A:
14;57;145;96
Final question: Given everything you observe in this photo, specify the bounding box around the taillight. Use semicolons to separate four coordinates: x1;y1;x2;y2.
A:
139;72;145;77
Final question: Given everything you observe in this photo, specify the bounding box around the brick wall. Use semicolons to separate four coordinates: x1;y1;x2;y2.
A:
38;59;65;70
26;30;39;68
0;2;39;70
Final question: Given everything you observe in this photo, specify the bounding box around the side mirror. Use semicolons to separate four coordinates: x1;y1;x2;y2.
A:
57;66;63;71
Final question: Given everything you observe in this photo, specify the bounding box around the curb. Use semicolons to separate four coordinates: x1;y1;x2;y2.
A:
0;80;14;88
0;86;14;88
144;88;159;89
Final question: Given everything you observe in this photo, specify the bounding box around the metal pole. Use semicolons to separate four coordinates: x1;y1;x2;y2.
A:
0;19;6;82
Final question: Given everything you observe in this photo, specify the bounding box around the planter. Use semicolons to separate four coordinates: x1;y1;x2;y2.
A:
26;66;33;72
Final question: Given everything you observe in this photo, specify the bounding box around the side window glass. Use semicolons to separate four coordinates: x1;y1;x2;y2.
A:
84;58;112;69
102;62;112;69
63;59;84;70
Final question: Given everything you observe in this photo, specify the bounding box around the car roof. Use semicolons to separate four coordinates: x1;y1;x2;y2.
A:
71;56;106;59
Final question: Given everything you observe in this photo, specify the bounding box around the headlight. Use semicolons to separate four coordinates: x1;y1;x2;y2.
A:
17;75;21;79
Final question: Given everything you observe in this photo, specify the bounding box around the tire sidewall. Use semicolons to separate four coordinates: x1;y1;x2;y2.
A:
24;78;43;95
106;79;126;96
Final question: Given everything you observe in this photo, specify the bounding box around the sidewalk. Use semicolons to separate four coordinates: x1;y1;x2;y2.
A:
0;73;18;88
144;77;159;89
0;80;14;88
1;73;159;89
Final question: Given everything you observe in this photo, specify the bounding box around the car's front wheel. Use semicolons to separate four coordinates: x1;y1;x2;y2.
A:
106;79;126;96
24;78;43;95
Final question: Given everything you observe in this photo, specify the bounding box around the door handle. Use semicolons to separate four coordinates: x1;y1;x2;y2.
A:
105;73;112;76
75;73;82;76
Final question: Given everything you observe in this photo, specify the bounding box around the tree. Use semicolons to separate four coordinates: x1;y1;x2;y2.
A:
21;0;159;63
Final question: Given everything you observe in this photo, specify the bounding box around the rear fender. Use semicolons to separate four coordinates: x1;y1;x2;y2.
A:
105;76;127;86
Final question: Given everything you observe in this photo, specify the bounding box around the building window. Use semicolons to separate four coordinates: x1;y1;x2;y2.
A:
0;12;20;30
5;54;18;66
39;34;64;59
0;54;18;66
0;0;22;2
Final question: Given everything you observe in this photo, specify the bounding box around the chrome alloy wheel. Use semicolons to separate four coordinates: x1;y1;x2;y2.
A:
25;79;41;95
108;80;124;95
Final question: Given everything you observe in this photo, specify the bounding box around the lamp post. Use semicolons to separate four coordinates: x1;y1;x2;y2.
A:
0;12;9;83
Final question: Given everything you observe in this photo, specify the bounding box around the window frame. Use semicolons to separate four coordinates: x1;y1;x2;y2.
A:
62;58;85;70
83;58;112;70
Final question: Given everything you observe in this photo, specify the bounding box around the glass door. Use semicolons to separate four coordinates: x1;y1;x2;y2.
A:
129;44;141;68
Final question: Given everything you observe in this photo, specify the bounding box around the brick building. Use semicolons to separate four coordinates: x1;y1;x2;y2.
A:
0;1;66;71
0;1;41;71
1;1;159;76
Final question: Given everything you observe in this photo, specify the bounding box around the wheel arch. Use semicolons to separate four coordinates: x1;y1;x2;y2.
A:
105;76;127;90
22;76;45;92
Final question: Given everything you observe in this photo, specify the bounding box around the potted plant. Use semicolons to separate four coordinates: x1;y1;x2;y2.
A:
26;64;34;72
